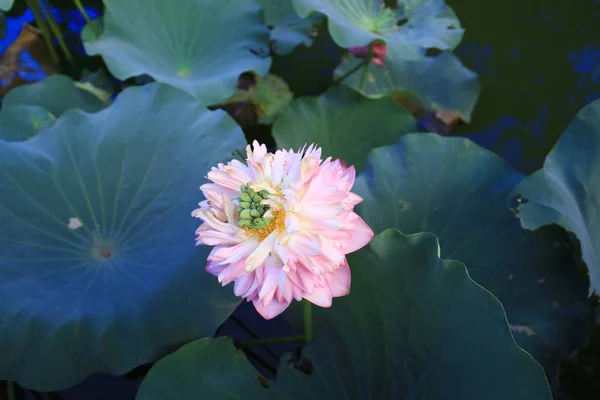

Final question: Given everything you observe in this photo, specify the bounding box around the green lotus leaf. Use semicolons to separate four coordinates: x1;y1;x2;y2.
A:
512;99;600;295
335;50;480;123
211;72;293;127
292;0;463;60
83;0;271;105
0;83;244;391
0;0;13;11
0;105;55;141
272;85;416;171
353;133;590;388
2;74;109;117
81;18;103;43
258;0;325;55
136;230;552;400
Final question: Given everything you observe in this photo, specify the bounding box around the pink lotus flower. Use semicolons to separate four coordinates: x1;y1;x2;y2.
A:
192;141;374;319
348;42;387;67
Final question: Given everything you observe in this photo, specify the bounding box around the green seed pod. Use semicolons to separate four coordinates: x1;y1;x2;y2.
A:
240;185;248;193
256;207;264;214
250;209;261;218
239;193;252;203
250;203;257;209
253;195;262;203
240;209;252;219
239;218;252;227
239;201;251;209
253;218;263;225
259;190;270;199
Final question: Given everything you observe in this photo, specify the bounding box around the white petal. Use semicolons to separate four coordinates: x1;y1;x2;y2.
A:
245;231;278;272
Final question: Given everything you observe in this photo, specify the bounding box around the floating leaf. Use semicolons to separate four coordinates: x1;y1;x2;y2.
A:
0;83;244;391
83;0;271;105
258;0;324;55
512;100;600;295
0;105;55;141
80;17;103;43
335;50;480;123
353;133;590;389
0;0;13;11
0;24;57;97
210;72;293;127
3;74;109;117
136;230;552;400
272;86;416;171
292;0;463;60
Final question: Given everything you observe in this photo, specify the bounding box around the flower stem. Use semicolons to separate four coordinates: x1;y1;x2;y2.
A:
331;57;369;87
25;0;60;64
303;299;313;343
38;0;73;63
73;0;101;37
238;335;305;347
6;381;16;400
359;61;370;91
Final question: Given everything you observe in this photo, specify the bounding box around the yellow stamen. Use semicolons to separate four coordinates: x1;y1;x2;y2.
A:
243;210;286;241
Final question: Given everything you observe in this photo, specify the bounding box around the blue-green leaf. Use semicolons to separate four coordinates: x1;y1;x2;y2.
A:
258;0;325;55
292;0;463;60
512;99;600;295
83;0;271;105
136;230;552;400
272;85;416;171
2;74;109;117
0;0;13;12
353;133;590;388
335;50;480;123
0;105;55;141
0;83;244;391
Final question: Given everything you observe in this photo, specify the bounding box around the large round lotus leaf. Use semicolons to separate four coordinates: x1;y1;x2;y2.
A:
258;0;325;55
135;230;552;400
512;100;600;296
292;0;463;60
0;105;55;141
335;50;480;123
272;85;416;171
2;74;109;116
352;133;589;388
0;0;13;11
83;0;271;105
0;83;244;391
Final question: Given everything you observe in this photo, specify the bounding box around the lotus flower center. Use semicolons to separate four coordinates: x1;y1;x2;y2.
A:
91;235;116;261
237;184;285;241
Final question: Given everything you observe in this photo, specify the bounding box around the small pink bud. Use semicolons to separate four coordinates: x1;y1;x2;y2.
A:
371;42;387;58
348;45;370;58
348;42;387;67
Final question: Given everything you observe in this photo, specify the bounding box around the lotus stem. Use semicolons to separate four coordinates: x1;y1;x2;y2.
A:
238;335;305;347
25;0;60;64
37;0;73;63
73;0;100;37
303;299;313;343
359;59;370;91
331;57;369;87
